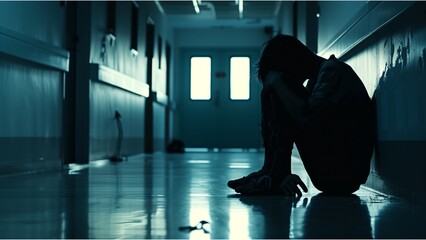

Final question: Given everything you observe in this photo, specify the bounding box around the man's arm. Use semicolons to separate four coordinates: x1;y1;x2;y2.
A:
265;71;309;129
265;62;346;130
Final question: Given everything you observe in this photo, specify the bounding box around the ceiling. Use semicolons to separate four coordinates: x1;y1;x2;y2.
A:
157;0;280;29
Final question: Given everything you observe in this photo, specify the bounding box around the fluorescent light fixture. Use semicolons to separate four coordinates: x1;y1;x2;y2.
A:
192;0;200;14
238;0;243;19
154;0;165;15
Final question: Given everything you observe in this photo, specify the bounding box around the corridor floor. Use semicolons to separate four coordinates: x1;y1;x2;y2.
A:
1;152;425;239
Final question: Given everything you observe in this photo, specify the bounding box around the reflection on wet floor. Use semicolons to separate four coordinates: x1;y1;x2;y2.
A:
0;152;425;238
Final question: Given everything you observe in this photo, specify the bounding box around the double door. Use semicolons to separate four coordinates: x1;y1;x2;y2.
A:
179;48;262;149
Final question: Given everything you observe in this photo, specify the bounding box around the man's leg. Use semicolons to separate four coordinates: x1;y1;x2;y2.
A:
233;91;295;195
227;89;276;189
294;128;363;195
264;92;294;191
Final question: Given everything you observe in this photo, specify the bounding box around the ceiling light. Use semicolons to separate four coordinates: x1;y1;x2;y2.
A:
238;0;243;19
192;0;200;14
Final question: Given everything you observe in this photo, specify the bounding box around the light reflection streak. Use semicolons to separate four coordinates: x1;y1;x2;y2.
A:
190;193;210;197
188;160;210;164
189;196;211;240
229;206;249;240
67;160;110;175
289;200;306;239
229;163;251;169
364;195;391;239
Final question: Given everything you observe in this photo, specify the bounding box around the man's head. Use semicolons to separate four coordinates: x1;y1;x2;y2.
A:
257;34;318;85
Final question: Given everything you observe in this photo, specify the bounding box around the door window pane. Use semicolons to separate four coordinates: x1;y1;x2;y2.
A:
190;57;211;100
230;57;250;100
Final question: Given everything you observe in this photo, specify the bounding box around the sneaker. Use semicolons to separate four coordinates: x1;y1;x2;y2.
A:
227;170;266;189
235;175;272;195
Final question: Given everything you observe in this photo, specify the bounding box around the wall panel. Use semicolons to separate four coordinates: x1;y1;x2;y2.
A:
0;3;67;174
0;56;63;174
90;81;145;160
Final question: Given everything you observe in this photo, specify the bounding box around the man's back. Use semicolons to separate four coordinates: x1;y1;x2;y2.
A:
303;55;374;186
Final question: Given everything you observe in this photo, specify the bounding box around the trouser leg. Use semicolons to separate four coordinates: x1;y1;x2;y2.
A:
259;88;274;172
262;88;360;194
295;128;362;194
262;90;294;185
231;90;293;194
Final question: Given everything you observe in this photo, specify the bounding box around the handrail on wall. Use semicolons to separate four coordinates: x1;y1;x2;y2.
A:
319;1;414;59
90;63;150;98
0;25;69;72
0;24;158;100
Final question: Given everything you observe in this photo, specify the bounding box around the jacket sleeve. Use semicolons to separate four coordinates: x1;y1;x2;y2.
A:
303;61;351;129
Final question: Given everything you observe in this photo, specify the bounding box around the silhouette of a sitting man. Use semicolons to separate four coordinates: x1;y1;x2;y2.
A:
228;35;374;196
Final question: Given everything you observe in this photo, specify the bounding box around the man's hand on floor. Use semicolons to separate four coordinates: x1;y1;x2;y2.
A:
280;174;308;197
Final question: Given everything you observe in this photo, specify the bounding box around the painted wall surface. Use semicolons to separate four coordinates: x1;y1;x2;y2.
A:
0;3;66;174
282;1;318;53
275;1;294;35
88;1;144;160
153;103;166;152
296;1;307;45
344;3;426;198
87;1;170;158
90;2;146;80
147;2;169;151
0;56;63;174
90;82;145;160
317;1;366;53
144;2;170;152
0;1;65;48
310;1;425;198
175;28;270;49
276;1;364;53
143;1;169;88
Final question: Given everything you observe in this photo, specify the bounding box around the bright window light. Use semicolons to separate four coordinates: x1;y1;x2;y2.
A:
190;57;211;100
230;57;250;100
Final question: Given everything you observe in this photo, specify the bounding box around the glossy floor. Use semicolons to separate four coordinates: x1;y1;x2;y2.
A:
0;152;425;239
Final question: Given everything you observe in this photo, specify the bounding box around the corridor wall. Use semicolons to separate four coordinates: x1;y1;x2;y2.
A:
0;2;68;174
278;1;425;198
318;1;425;198
71;1;171;162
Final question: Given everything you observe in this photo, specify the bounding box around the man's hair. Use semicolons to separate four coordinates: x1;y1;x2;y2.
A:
257;34;315;83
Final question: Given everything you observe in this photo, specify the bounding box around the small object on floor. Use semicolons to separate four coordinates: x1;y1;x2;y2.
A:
179;220;210;234
109;156;126;162
167;139;185;153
